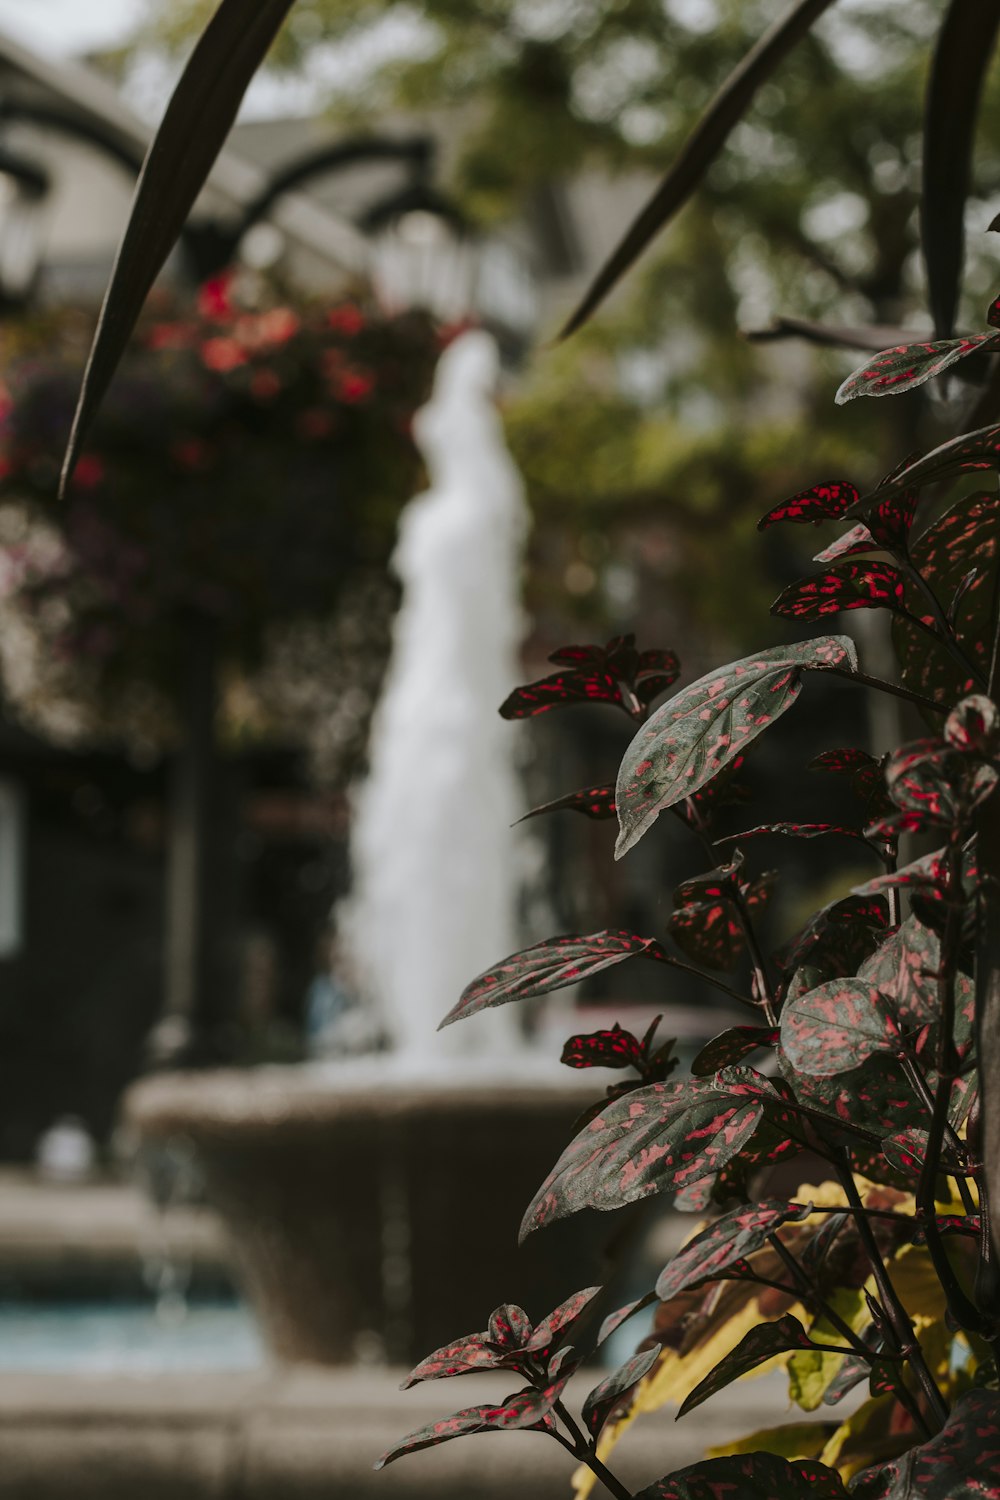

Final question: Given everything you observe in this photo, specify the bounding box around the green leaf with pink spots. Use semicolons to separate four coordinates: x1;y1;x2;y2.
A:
582;1342;663;1436
834;333;1000;404
636;1453;848;1499
439;930;670;1028
615;637;857;858
676;1315;821;1417
519;1079;765;1240
780;978;903;1077
850;1389;1000;1499
771;561;911;622
655;1200;812;1303
517;783;617;823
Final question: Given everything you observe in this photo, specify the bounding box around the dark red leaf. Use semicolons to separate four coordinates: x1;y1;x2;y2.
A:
781;978;902;1076
676;1315;819;1417
517;783;617;823
525;1286;602;1355
771;561;910;621
912;1214;981;1245
615;637;857;858
636;1453;848;1499
850;1389;1000;1499
882;1128;966;1181
520;1079;764;1240
835;333;1000;404
813;522;877;562
61;0;298;494
668;899;744;970
500;665;632;718
440;930;669;1029
854;432;1000;530
810;747;879;774
867;489;920;552
561;1025;644;1071
487;1304;532;1350
582;1343;663;1436
758;479;860;530
775;894;891;984
655;1201;812;1303
501;636;679;720
691;1026;778;1076
717;821;864;845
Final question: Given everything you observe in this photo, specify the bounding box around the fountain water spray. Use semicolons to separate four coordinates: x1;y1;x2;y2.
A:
342;329;528;1062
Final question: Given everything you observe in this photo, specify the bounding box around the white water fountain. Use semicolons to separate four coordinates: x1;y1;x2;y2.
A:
125;330;598;1365
341;328;526;1063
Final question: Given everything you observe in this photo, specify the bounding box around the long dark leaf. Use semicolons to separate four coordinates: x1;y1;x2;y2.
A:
60;0;296;495
922;1;1000;338
557;0;836;339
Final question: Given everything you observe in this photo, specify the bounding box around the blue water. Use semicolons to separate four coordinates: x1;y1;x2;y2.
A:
0;1298;266;1373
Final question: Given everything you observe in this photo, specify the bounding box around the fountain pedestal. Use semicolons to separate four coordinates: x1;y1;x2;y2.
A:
125;1065;604;1366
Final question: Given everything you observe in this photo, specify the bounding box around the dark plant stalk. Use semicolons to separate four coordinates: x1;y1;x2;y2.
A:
732;888;777;1026
827;665;948;716
553;1400;633;1500
768;1233;874;1357
914;836;987;1335
836;1154;949;1429
897;1047;977;1214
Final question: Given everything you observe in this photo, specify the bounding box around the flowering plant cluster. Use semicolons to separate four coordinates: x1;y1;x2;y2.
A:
0;285;438;740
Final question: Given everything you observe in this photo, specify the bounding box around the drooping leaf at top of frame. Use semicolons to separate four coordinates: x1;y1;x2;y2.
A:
771;560;911;623
676;1315;819;1418
780;977;903;1078
517;783;617;824
849;1388;1000;1499
758;479;860;530
922;10;1000;339
61;0;298;495
581;1343;663;1436
891;490;1000;708
439;930;669;1029
557;0;839;339
655;1200;812;1304
615;637;857;859
519;1078;765;1240
835;332;1000;404
635;1453;848;1500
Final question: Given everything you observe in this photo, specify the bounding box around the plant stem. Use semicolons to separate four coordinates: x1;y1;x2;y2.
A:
827;665;948;716
768;1233;872;1357
554;1400;633;1500
836;1154;949;1430
656;950;754;1008
733;889;777;1026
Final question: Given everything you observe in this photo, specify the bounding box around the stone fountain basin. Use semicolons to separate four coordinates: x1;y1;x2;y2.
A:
124;1060;606;1367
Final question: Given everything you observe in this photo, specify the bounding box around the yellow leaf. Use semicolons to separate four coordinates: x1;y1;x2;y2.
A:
706;1420;831;1461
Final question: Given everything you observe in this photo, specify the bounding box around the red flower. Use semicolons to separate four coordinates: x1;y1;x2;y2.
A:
337;371;375;405
197;272;234;320
201;338;248;372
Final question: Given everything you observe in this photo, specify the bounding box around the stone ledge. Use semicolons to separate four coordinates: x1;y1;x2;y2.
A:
0;1366;791;1499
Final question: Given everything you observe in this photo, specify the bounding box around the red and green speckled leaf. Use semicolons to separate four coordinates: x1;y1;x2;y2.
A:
781;978;902;1077
674;754;753;833
810;747;877;775
717;822;864;846
487;1304;532;1350
561;1024;644;1071
814;522;877;563
500;635;680;720
519;1079;764;1240
850;1389;1000;1499
691;1026;778;1076
892;489;1000;706
401;1333;509;1389
758;480;859;530
834;332;1000;404
912;1214;981;1246
636;1453;848;1499
945;693;999;751
856;915;974;1045
655;1201;812;1303
615;637;857;859
440;930;668;1029
852;426;1000;524
775;895;890;986
582;1342;663;1436
597;1293;657;1345
525;1286;601;1356
375;1394;559;1467
668;899;744;970
677;1315;819;1417
884;741;957;823
867;488;920;552
518;783;617;824
771;561;910;622
881;1127;965;1182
